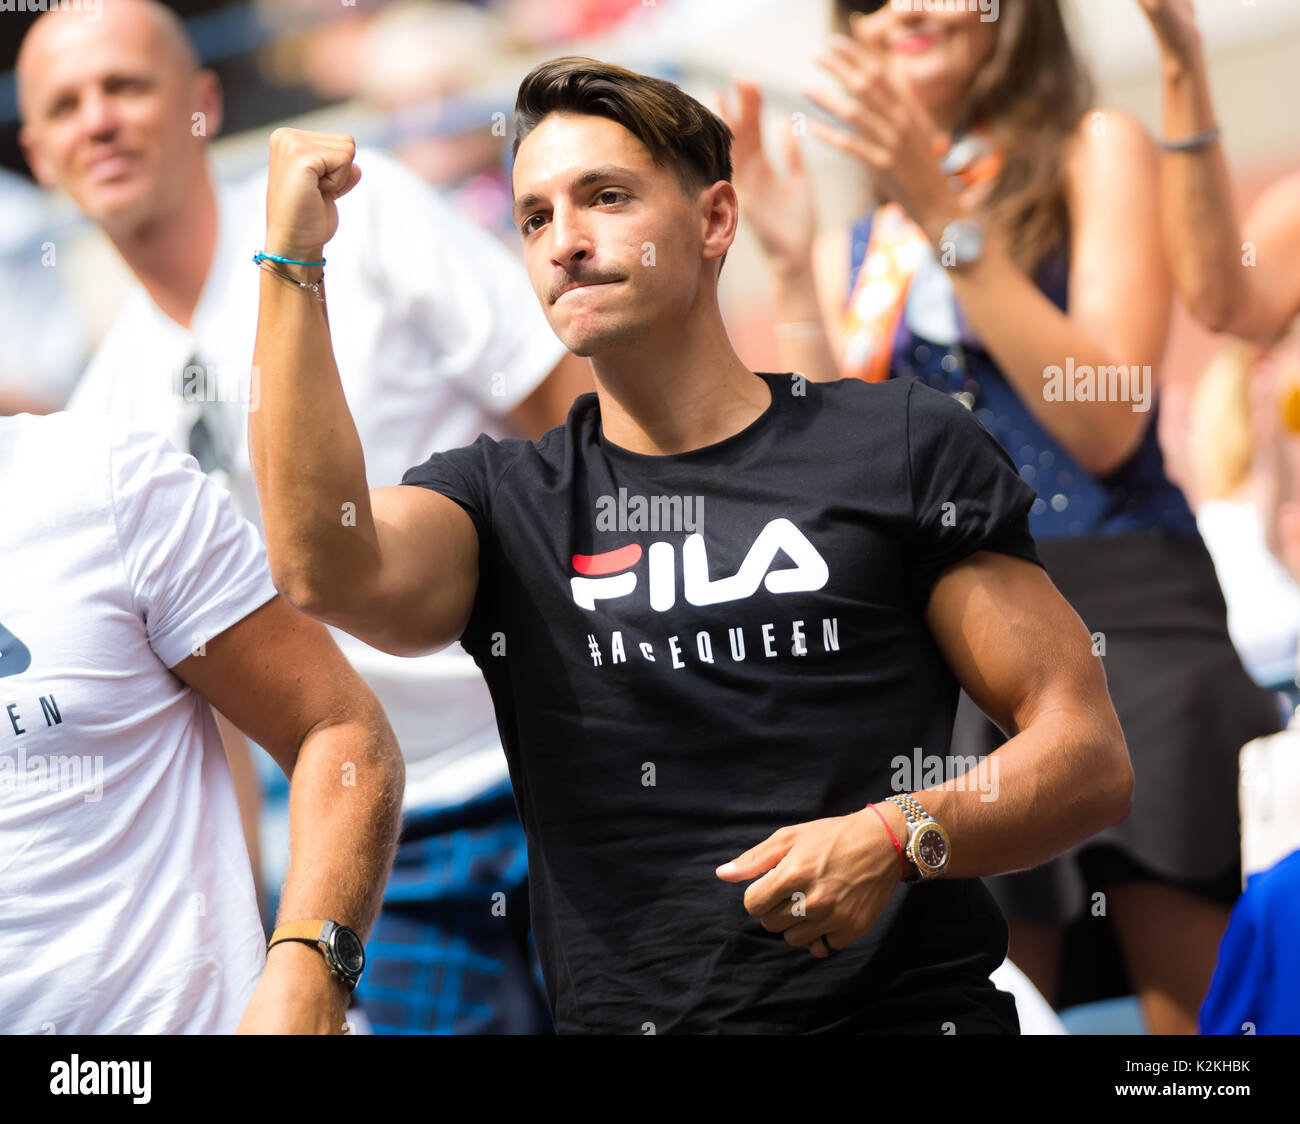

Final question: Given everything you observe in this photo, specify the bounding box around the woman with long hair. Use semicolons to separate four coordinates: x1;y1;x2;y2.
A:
721;0;1283;1033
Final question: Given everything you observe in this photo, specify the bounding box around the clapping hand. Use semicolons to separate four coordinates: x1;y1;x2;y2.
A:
716;78;818;278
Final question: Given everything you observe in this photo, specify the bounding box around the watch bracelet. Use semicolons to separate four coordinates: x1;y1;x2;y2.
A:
885;796;922;880
890;792;929;824
889;794;950;881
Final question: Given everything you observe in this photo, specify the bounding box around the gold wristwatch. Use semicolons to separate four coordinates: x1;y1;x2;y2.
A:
887;795;951;882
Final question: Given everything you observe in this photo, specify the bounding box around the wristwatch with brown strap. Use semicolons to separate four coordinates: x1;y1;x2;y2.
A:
267;920;366;992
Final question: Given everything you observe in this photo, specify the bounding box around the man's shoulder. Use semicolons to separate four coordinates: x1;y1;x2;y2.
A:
780;372;914;447
445;394;592;472
772;374;998;499
0;412;125;529
0;409;115;460
897;377;1016;468
818;374;996;454
405;392;593;494
799;372;913;409
8;414;210;493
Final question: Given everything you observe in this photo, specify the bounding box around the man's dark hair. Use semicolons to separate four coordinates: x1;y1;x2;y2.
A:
512;57;733;195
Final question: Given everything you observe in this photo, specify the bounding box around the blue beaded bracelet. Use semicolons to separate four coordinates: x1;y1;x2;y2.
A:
252;250;326;267
1159;125;1221;153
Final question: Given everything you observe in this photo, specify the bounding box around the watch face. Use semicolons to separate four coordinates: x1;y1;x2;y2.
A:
333;927;365;974
916;827;949;872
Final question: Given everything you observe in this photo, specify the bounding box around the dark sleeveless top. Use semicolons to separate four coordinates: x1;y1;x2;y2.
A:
847;214;1198;540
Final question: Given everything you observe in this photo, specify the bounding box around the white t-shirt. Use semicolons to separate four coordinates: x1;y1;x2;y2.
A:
67;149;566;809
0;413;275;1033
1198;498;1300;686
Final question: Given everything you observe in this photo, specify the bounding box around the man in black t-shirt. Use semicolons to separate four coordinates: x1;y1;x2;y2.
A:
247;59;1132;1034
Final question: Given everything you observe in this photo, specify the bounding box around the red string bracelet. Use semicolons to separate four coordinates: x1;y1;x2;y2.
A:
866;802;909;881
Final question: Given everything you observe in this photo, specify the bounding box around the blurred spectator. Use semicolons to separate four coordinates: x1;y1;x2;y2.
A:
1188;337;1300;688
496;0;657;46
0;168;87;414
1200;851;1300;1034
1200;713;1300;1034
257;1;671;239
350;2;520;236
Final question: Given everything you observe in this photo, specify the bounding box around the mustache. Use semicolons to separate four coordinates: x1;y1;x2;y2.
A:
547;270;626;304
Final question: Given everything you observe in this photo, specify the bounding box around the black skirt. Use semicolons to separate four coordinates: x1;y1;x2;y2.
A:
952;529;1286;925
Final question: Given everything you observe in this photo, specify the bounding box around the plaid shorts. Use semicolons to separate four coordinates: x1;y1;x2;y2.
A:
353;777;553;1034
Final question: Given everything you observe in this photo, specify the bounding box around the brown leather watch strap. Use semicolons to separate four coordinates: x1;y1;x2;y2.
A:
267;919;329;949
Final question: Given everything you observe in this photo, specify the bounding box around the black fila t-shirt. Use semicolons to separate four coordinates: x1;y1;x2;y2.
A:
402;372;1042;1034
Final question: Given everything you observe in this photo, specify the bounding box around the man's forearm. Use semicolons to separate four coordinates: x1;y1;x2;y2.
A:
276;709;404;939
886;705;1131;882
249;266;382;613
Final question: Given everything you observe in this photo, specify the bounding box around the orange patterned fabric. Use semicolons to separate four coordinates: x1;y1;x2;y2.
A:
840;131;1003;383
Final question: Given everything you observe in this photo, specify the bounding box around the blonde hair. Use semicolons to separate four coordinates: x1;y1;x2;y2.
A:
1187;340;1259;502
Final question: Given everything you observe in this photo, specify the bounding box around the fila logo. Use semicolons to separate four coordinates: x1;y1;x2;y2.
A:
570;517;829;612
0;620;32;679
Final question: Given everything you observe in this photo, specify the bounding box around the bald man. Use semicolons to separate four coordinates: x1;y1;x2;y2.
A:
18;0;590;1034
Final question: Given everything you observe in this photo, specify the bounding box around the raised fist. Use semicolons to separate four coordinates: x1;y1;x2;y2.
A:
264;128;362;261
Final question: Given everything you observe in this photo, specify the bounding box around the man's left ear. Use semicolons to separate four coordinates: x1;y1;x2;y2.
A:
701;179;739;265
18;125;56;188
192;69;223;140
